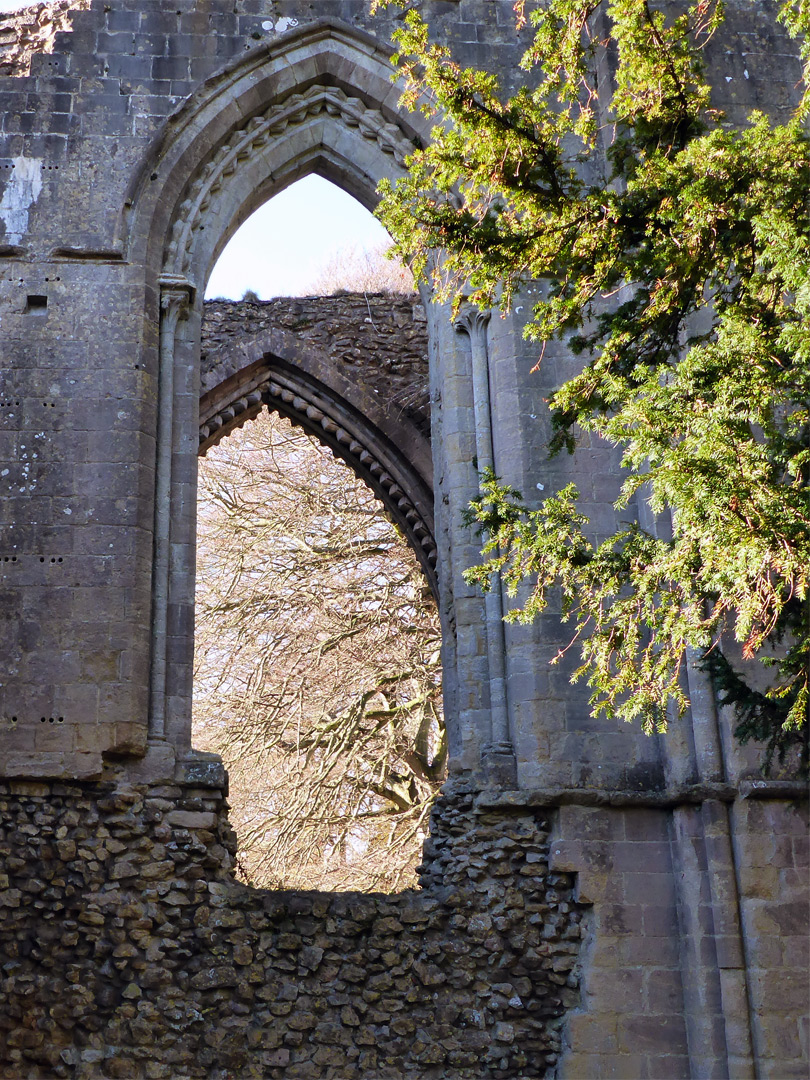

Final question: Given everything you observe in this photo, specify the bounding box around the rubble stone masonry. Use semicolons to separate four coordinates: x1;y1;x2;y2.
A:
0;2;807;1076
0;777;586;1079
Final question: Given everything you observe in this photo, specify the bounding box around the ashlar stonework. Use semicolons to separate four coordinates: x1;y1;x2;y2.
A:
0;2;807;1078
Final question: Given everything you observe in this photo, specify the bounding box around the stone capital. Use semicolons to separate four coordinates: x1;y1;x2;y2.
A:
453;304;491;340
158;274;195;322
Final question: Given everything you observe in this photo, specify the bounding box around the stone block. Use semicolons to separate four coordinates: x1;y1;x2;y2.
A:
3;750;102;780
618;1015;688;1055
714;933;745;970
564;1013;618;1053
165;809;217;829
641;905;679;937
623;810;668;843
620;933;680;968
612;841;673;875
600;903;643;936
583;967;644;1013
644;967;685;1015
621;872;674;907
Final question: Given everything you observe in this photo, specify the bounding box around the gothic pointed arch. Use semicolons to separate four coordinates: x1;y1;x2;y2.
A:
123;18;438;749
125;18;428;292
198;324;437;595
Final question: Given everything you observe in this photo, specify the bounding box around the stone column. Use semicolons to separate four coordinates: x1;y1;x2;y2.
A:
149;275;193;744
665;546;755;1077
454;308;516;786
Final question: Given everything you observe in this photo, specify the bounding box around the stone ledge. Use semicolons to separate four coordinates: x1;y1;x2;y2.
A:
476;783;743;811
738;779;809;801
0;750;103;781
175;751;226;789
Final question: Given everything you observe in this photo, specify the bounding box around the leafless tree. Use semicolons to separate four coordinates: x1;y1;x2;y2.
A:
193;410;444;892
309;242;415;296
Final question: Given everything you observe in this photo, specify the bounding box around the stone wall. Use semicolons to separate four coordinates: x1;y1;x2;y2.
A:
0;777;586;1080
201;295;430;439
0;2;808;1076
731;797;810;1077
0;1;88;80
197;293;438;594
2;773;806;1078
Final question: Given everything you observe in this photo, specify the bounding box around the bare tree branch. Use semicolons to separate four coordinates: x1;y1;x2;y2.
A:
194;410;443;892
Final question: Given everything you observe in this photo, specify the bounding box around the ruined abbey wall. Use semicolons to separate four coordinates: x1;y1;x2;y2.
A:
0;776;589;1080
198;295;437;591
201;295;430;440
0;2;807;1077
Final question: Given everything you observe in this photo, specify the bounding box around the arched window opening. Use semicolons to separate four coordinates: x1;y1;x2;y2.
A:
193;177;440;893
194;411;444;893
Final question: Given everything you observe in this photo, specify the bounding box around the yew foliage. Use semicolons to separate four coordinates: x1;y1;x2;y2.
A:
377;0;810;770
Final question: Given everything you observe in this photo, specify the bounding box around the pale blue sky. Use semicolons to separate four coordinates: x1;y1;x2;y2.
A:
206;176;390;300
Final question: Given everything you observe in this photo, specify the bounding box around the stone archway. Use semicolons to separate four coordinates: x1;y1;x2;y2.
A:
199;295;436;594
123;20;425;281
124;19;440;759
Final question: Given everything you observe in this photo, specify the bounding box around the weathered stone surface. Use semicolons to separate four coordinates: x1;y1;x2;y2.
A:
0;777;586;1079
0;2;807;1078
0;1;87;78
197;294;438;594
201;296;429;438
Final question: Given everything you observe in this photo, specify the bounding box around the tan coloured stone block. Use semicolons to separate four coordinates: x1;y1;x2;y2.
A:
165;810;217;829
4;751;102;780
618;1014;688;1055
8;780;51;796
33;723;75;752
644;968;685;1014
753;1014;805;1063
564;1013;618;1053
74;723;107;753
582;967;644;1013
109;722;148;755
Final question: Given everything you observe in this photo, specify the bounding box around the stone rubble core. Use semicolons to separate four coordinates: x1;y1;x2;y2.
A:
200;295;430;440
0;1;88;79
0;777;587;1080
197;294;438;590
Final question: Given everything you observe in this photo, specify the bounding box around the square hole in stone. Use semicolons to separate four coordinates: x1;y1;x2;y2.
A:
26;294;48;313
